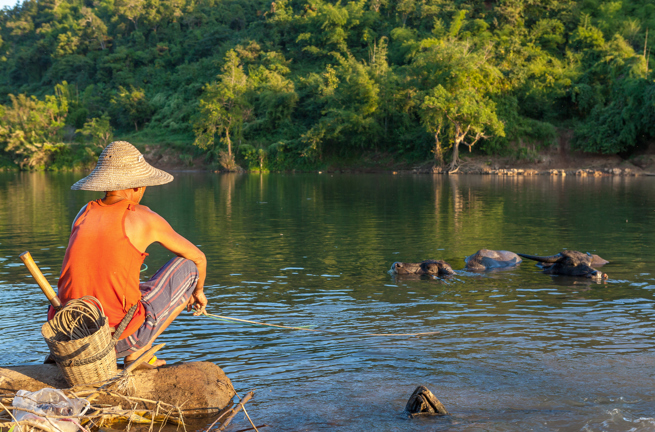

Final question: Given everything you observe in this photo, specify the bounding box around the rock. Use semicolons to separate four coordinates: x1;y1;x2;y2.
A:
524;169;539;176
612;168;622;175
0;362;235;417
432;165;443;174
576;169;587;176
405;385;449;417
623;168;632;175
593;170;603;177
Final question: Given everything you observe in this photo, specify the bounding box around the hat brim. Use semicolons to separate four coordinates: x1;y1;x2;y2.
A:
71;165;174;191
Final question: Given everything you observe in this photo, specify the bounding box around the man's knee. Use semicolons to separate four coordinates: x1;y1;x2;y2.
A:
166;257;198;280
175;259;199;294
179;258;198;274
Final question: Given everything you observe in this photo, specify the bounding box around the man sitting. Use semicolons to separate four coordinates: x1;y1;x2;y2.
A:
49;141;207;367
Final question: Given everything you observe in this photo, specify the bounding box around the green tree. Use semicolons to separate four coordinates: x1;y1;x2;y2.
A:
193;50;250;171
78;114;114;149
115;0;146;30
111;86;153;132
301;53;381;160
422;86;504;172
412;38;504;167
79;7;109;50
419;94;445;165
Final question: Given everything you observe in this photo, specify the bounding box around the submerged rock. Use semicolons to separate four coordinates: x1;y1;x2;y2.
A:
405;385;449;416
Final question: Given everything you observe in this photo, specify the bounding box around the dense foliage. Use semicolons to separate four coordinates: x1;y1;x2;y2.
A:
0;0;653;170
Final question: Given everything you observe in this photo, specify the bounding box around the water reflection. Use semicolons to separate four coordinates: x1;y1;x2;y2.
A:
1;172;654;431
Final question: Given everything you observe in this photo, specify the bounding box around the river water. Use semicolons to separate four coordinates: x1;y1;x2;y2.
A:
1;172;654;431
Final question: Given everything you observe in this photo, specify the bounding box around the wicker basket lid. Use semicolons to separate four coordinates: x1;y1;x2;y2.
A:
71;141;173;191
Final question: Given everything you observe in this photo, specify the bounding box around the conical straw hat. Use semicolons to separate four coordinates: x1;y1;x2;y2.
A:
71;141;174;191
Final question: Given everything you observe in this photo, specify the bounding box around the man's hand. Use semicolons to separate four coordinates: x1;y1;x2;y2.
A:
188;290;208;316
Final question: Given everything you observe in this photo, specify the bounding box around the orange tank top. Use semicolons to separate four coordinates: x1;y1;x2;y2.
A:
56;199;147;339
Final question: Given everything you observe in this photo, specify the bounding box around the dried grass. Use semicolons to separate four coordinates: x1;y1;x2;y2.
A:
0;385;258;432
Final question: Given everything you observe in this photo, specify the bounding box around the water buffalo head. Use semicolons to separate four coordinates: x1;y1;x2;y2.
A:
392;261;423;275
465;249;522;271
391;260;455;276
518;250;608;279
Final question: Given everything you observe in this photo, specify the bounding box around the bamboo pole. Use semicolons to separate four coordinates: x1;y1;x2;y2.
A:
216;391;254;431
19;251;61;310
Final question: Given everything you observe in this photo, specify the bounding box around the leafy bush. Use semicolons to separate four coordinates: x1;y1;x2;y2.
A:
78;114;114;149
239;143;268;171
573;79;655;154
0;92;68;169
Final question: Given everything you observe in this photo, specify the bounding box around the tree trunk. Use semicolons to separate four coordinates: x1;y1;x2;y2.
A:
434;133;443;166
225;129;232;159
449;141;459;172
449;123;464;173
225;128;232;160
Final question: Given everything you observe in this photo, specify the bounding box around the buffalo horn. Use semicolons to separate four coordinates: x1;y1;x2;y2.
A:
517;253;561;263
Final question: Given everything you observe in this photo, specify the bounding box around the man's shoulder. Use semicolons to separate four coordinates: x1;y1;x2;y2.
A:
132;203;153;213
130;204;168;226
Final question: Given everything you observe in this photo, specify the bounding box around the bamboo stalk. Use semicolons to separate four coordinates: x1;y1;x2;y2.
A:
0;379;203;432
216;391;254;432
19;251;61;310
240;406;258;432
0;401;21;432
0;419;60;432
233;426;269;432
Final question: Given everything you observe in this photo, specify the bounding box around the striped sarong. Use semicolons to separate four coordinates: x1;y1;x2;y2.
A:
115;257;198;358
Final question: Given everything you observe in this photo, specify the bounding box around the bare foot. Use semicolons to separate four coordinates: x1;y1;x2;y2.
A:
151;358;166;367
123;356;167;369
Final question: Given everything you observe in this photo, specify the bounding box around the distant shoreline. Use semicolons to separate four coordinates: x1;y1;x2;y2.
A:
3;143;655;176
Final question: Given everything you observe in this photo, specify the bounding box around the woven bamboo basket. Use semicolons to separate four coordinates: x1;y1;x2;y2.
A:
41;297;134;387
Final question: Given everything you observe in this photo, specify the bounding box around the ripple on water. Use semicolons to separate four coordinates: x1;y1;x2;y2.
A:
1;173;655;430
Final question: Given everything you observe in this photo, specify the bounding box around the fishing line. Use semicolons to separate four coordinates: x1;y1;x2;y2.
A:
202;311;440;337
205;314;315;329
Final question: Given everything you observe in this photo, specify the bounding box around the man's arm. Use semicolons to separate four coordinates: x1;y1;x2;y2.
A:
71;203;88;231
127;207;208;314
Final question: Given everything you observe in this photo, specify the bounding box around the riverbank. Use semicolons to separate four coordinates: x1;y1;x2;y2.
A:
140;142;655;176
3;141;655;176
